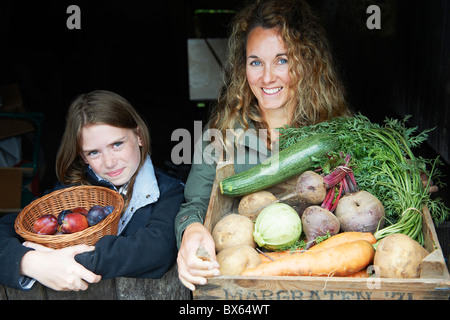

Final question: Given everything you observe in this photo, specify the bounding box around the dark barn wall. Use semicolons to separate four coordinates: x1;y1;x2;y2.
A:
392;0;450;212
0;1;191;191
392;0;450;164
308;0;450;205
0;0;449;207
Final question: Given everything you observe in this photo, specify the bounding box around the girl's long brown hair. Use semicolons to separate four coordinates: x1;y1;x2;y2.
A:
56;90;151;209
209;0;351;140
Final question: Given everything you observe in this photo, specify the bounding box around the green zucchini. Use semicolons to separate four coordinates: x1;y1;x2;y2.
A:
219;133;339;197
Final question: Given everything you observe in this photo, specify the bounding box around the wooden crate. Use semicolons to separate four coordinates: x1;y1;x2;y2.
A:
193;162;450;300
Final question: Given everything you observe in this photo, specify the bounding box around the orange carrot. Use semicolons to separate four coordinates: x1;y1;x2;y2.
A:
308;231;377;251
258;232;377;263
242;240;375;277
344;268;370;278
258;249;304;263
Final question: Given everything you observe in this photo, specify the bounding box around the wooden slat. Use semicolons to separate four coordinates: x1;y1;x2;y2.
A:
2;281;47;300
115;264;191;300
204;161;235;233
194;275;450;300
421;206;449;279
0;264;191;300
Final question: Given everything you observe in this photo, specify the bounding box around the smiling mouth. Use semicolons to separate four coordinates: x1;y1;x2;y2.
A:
262;87;282;95
107;168;124;177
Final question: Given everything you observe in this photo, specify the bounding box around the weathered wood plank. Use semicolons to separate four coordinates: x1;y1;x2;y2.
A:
0;285;7;300
2;281;47;300
1;279;116;300
116;264;191;300
194;275;450;300
45;278;117;300
421;206;449;279
204;161;236;233
0;264;191;300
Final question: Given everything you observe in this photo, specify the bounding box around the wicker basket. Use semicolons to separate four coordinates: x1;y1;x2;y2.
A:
15;186;124;249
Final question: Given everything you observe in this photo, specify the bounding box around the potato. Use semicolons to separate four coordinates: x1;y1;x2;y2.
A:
212;214;256;252
216;244;261;275
374;233;429;278
238;191;277;221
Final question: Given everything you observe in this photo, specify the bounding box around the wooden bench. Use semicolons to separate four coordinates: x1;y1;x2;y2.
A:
0;263;191;300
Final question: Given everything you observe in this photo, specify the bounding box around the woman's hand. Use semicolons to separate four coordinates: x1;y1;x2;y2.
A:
20;242;101;291
420;172;439;193
177;222;220;291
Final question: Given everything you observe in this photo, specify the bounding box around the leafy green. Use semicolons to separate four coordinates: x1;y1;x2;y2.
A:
278;113;449;244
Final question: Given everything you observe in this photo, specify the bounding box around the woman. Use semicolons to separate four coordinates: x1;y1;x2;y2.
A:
175;0;351;290
0;90;184;291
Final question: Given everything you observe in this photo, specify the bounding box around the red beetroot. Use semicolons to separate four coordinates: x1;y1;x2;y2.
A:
301;206;340;249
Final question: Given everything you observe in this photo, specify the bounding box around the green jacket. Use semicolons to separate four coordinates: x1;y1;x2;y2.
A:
174;123;273;248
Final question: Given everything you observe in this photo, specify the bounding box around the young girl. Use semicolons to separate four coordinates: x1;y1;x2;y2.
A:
0;90;184;291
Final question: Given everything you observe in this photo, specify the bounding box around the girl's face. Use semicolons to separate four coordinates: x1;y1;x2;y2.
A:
80;124;142;187
246;27;294;112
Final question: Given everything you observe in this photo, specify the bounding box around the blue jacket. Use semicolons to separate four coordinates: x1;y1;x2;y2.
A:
0;157;184;290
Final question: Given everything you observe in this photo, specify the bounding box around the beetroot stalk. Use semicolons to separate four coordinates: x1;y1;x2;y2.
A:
345;174;358;193
323;168;347;188
323;153;352;188
330;183;344;212
321;186;335;211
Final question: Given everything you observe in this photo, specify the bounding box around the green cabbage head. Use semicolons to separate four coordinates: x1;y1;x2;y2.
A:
253;203;302;251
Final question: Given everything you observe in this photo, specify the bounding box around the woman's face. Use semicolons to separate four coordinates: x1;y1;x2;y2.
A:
80;124;142;187
246;27;294;112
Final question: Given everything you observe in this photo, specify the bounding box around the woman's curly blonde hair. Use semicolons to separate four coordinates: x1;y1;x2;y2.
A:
208;0;351;138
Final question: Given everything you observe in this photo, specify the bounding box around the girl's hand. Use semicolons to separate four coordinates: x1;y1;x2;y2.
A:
22;241;54;252
20;243;102;291
177;222;220;291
